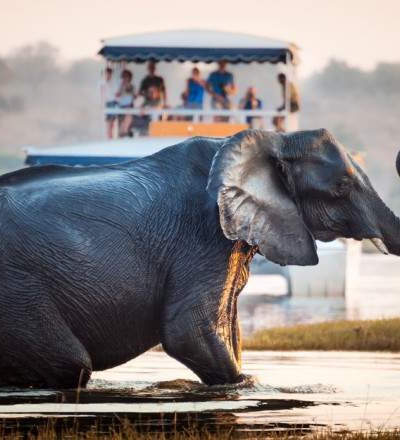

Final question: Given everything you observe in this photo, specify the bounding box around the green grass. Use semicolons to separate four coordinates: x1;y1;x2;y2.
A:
243;318;400;351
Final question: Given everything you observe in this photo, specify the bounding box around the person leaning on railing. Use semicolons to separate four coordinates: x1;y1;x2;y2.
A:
175;67;206;121
239;86;263;128
100;67;119;139
116;69;135;137
276;73;300;113
206;60;237;121
183;67;206;110
139;60;167;108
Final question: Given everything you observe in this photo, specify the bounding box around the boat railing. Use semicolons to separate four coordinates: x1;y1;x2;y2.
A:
104;107;287;125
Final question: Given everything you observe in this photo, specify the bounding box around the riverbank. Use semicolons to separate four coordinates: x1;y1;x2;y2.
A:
243;318;400;351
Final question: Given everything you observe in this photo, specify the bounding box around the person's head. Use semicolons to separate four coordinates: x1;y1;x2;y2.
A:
277;73;286;85
148;60;157;75
191;67;200;79
272;115;285;132
121;69;133;84
105;67;113;81
217;60;228;71
246;86;257;99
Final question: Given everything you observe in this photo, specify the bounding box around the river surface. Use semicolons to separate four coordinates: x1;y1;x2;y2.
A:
0;351;399;434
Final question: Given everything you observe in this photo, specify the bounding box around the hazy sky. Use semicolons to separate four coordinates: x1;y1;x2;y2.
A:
1;0;399;76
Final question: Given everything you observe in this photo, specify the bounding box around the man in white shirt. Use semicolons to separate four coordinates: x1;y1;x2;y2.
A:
100;67;119;139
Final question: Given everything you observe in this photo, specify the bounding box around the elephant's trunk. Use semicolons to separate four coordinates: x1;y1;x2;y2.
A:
396;151;400;178
377;156;400;256
396;151;400;176
379;202;400;256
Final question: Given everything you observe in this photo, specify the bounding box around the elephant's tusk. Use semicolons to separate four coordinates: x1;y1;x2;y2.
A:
369;238;389;255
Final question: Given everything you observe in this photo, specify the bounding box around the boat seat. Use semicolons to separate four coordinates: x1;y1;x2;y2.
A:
149;121;249;137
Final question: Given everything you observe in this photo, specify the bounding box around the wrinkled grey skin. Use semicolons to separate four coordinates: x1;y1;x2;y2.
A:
0;129;399;389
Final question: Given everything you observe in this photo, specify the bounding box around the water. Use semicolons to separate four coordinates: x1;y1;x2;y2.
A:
0;351;399;434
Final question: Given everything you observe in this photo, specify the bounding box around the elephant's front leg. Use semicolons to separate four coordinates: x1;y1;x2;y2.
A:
162;241;256;385
161;301;242;385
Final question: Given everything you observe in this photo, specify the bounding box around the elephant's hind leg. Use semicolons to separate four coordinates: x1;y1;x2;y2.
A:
0;284;92;388
0;322;92;388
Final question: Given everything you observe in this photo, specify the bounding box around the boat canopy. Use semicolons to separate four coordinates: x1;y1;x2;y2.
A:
99;29;298;64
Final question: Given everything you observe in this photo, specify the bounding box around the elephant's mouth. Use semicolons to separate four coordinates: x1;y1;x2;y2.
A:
312;229;388;255
312;230;337;242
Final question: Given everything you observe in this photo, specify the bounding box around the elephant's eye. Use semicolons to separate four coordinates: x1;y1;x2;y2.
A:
276;160;287;175
334;177;353;197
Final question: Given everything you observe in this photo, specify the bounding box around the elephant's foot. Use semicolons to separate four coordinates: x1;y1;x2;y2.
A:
162;328;242;385
231;373;259;388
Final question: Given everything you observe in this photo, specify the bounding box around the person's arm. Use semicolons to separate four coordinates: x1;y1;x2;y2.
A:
100;81;105;106
161;78;167;106
139;78;146;96
277;83;285;111
291;83;300;108
225;73;237;96
206;74;224;103
206;73;216;96
182;79;190;103
115;82;123;97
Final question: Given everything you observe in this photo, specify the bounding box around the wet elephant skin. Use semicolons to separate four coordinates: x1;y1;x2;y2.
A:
0;129;399;388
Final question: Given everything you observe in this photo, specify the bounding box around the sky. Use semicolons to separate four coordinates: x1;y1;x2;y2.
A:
1;0;400;76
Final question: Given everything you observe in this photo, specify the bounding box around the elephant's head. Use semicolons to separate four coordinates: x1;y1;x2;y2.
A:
207;129;400;266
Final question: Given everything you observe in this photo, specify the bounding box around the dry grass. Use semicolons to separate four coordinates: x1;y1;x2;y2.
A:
243;318;400;351
0;421;399;440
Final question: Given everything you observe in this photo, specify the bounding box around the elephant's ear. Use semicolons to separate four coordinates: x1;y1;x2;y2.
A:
207;130;318;266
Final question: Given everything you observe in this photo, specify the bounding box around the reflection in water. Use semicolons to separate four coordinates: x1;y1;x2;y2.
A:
0;351;399;434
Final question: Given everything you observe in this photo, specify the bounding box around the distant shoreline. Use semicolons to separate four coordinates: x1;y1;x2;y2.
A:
243;318;400;351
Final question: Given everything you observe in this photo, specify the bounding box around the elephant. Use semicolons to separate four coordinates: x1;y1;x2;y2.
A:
0;128;398;389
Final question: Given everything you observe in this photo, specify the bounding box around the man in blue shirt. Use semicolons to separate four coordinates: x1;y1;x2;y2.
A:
206;60;237;115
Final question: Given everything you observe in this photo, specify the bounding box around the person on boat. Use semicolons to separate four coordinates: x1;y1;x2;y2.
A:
276;73;300;113
116;69;135;137
139;61;167;108
206;60;237;121
239;86;263;127
100;67;119;139
142;85;163;109
134;84;164;136
272;115;286;132
182;67;205;110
